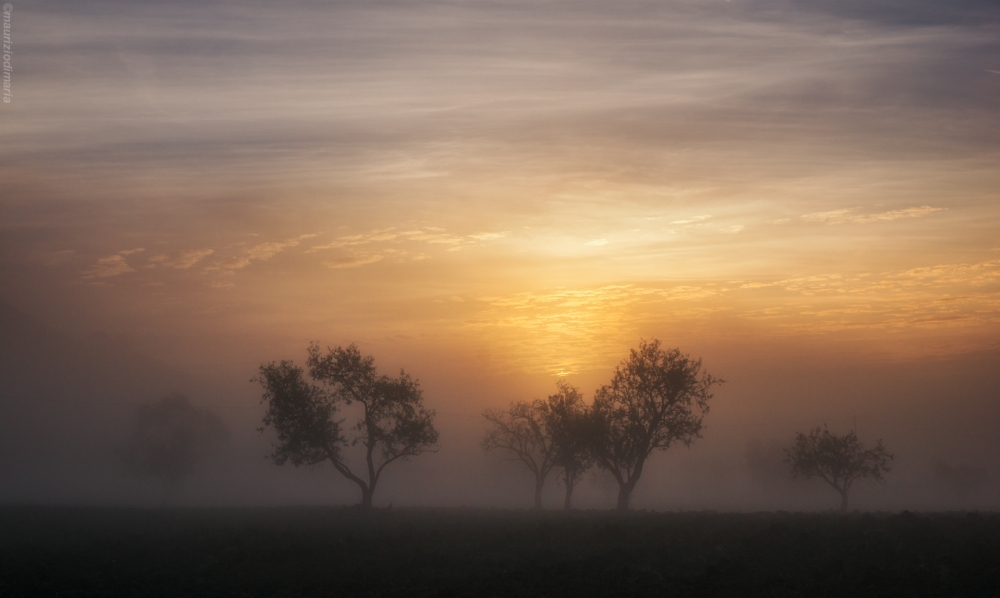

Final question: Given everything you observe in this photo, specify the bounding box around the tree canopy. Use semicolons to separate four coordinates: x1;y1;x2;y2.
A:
482;398;556;509
543;381;594;510
591;339;722;510
257;343;438;508
785;425;893;512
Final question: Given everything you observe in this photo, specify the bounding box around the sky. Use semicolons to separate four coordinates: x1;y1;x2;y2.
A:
1;0;999;509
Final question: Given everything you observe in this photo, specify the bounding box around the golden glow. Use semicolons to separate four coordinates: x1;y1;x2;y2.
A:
2;1;998;384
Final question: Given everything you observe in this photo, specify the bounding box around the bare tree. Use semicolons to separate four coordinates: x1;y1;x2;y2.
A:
785;425;893;512
120;393;228;494
591;340;722;511
256;344;438;508
482;399;556;509
544;381;594;510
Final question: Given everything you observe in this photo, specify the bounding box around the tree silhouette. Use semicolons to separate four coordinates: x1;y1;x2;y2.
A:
591;340;722;511
482;399;556;509
785;425;893;512
120;393;228;494
544;381;594;510
256;344;438;508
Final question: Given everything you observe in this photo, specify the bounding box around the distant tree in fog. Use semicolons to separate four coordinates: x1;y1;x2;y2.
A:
256;344;438;508
591;340;722;511
544;381;595;510
120;393;228;493
785;425;893;512
482;399;556;509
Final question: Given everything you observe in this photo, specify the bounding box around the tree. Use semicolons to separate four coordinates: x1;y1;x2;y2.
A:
544;381;595;510
120;393;228;494
591;340;722;511
785;425;893;512
256;343;438;508
482;399;556;509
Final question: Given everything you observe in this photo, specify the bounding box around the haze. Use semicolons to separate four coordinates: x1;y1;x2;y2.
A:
1;0;998;511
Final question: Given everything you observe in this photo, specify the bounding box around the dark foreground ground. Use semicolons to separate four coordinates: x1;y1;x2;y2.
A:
1;507;999;597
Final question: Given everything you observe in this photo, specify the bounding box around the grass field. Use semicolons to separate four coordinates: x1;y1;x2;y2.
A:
2;507;998;597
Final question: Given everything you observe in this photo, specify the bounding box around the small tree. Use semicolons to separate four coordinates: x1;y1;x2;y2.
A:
120;393;228;494
482;399;556;509
591;340;722;511
544;381;594;510
256;344;438;508
785;425;893;512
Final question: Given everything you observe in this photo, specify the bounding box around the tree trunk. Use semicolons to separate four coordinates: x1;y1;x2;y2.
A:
616;482;633;511
563;472;575;511
533;475;544;509
360;486;374;508
838;489;849;513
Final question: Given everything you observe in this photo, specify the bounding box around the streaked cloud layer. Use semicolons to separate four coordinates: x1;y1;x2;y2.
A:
2;0;998;376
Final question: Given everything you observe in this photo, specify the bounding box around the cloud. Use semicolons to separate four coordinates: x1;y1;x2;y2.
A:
310;229;398;251
212;234;318;271
81;248;145;279
853;206;945;223
468;232;507;242
586;238;608;246
324;254;385;269
82;254;135;279
149;248;215;269
720;225;745;234
468;284;720;374
801;209;856;223
311;227;507;255
802;206;944;224
670;215;712;226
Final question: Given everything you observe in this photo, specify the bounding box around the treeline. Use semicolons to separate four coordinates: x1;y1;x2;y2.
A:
250;339;893;512
117;339;894;512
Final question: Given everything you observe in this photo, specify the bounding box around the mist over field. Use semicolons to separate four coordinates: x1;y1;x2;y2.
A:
2;298;998;511
1;0;999;515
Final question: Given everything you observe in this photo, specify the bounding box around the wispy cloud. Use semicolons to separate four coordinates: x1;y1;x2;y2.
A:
210;234;318;271
148;248;214;270
469;284;720;374
310;229;398;251
586;238;608;246
720;225;745;234
83;255;135;279
324;254;386;269
310;226;507;266
82;248;144;279
802;206;944;224
670;215;712;226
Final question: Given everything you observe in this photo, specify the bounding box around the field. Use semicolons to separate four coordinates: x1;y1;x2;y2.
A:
2;507;999;597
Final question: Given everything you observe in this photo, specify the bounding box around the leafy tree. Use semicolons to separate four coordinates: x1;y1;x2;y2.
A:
544;381;595;510
591;340;722;511
785;425;893;512
120;393;228;493
256;343;438;508
482;399;556;509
